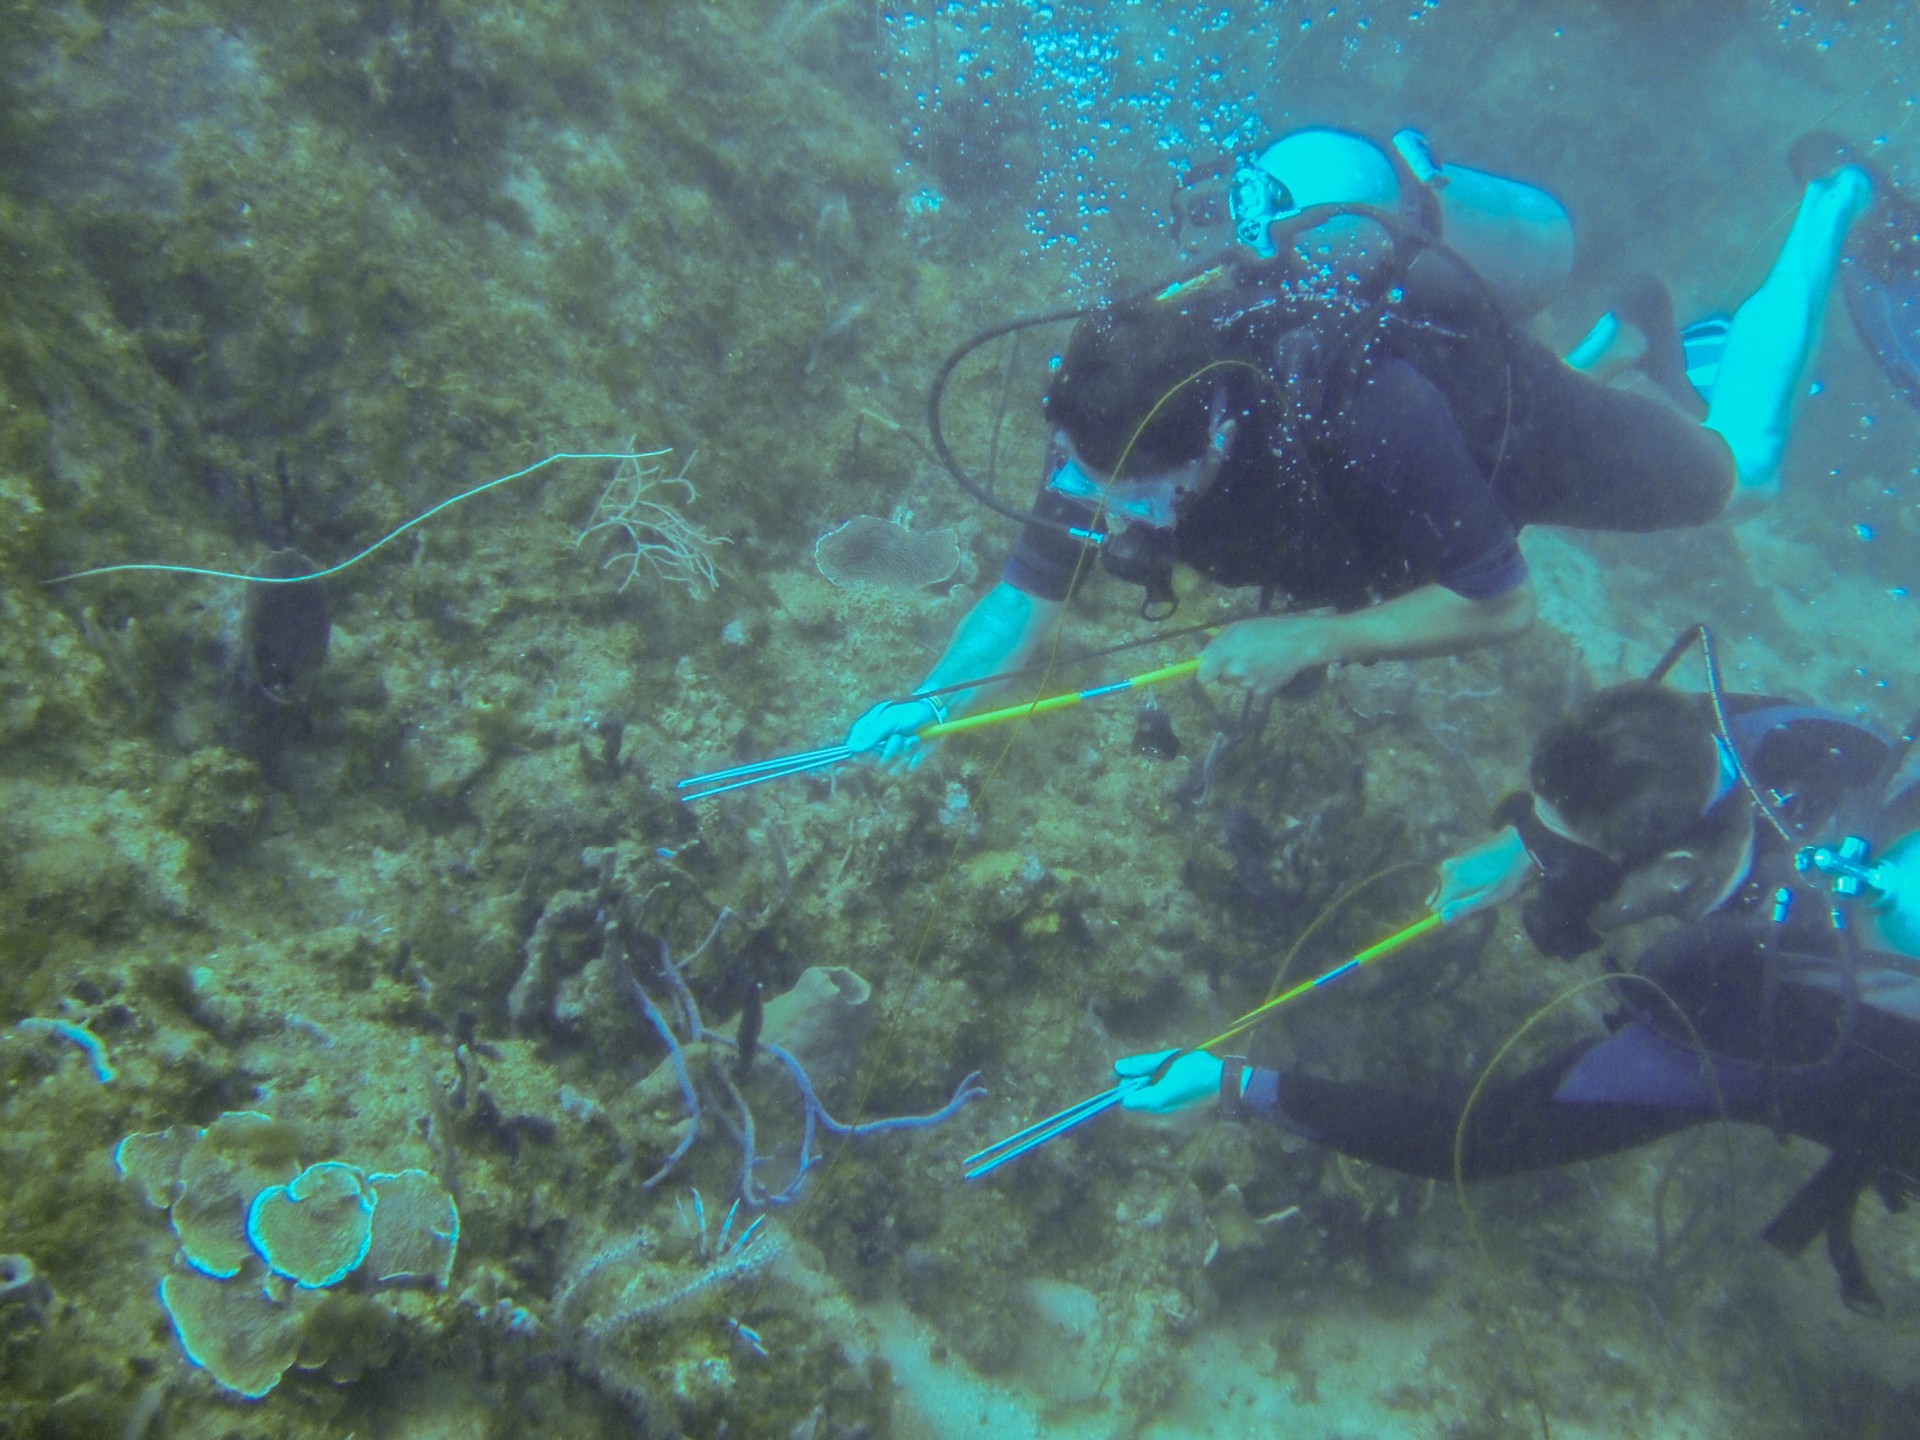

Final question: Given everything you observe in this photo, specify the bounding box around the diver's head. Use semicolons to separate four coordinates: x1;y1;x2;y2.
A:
1530;682;1721;863
1043;298;1246;611
1045;298;1230;477
1231;128;1400;259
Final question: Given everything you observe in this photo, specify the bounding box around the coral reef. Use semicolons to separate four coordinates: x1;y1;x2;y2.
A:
114;1112;460;1396
1;2;1916;1437
814;511;963;589
511;847;983;1204
576;446;729;595
549;1190;787;1416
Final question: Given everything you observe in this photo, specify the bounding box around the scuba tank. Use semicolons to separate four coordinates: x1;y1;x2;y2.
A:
1232;127;1574;320
1795;702;1920;964
1864;831;1920;957
1802;827;1920;961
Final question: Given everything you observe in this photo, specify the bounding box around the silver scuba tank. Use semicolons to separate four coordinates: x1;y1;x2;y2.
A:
1233;127;1573;320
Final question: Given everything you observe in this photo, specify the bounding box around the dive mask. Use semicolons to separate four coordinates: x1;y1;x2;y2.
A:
1046;451;1189;530
1043;374;1234;539
1044;449;1189;615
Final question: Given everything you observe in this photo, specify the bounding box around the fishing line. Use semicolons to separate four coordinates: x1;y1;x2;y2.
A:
1264;861;1431;1002
41;450;660;587
1696;71;1908;317
1451;970;1740;1440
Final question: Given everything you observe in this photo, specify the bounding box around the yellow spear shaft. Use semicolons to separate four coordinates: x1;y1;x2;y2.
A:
676;659;1200;800
963;912;1448;1180
917;658;1200;740
1190;912;1445;1055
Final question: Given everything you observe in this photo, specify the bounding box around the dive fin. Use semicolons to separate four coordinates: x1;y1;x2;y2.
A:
1827;1200;1884;1317
1798;130;1920;415
1842;233;1920;414
1552;1019;1744;1111
1761;1148;1872;1257
1761;1148;1886;1314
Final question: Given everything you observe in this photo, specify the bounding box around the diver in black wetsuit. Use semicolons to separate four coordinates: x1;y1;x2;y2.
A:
1115;676;1920;1310
844;128;1883;764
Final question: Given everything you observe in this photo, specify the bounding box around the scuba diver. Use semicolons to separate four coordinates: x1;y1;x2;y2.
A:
845;126;1886;765
1109;652;1920;1312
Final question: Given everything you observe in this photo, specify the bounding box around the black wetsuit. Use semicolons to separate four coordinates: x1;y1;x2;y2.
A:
1007;256;1735;611
1239;712;1920;1307
1243;918;1920;1183
1240;916;1920;1308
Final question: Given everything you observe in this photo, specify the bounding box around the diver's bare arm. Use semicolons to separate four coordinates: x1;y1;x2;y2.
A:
1310;576;1535;665
914;581;1063;715
1200;578;1534;694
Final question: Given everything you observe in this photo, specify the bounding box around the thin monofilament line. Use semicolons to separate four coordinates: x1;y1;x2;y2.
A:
40;450;666;586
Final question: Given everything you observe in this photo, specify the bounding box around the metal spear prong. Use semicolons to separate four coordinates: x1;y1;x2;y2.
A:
676;745;853;800
961;1076;1149;1181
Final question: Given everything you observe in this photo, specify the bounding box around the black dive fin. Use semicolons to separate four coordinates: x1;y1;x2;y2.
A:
1827;1199;1883;1317
1796;130;1920;415
1761;1148;1871;1256
1761;1149;1886;1314
1840;181;1920;415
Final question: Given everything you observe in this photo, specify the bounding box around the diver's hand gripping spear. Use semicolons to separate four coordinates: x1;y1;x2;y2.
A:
961;912;1444;1180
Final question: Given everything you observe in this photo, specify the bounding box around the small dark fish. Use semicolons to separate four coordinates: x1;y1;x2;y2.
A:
242;549;331;704
1133;698;1181;760
732;981;764;1080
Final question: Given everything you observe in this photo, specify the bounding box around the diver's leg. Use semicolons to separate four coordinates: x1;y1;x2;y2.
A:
1565;278;1700;414
1505;334;1732;530
1565;311;1639;378
1705;166;1872;507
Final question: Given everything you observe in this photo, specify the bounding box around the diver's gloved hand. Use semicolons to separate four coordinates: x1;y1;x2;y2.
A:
1115;1048;1235;1115
1427;825;1535;923
844;698;942;772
